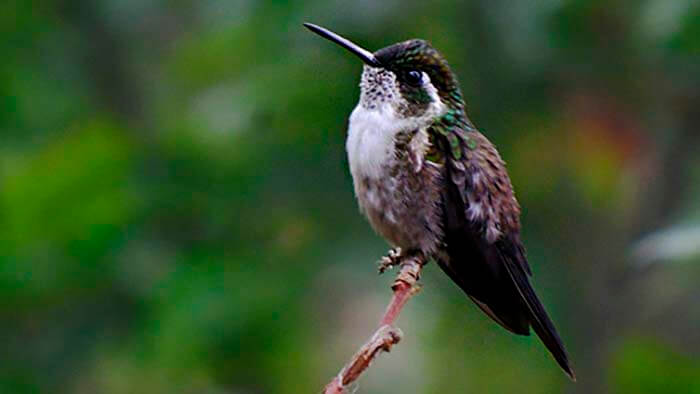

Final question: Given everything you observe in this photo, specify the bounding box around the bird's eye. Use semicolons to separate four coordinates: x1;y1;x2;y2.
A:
405;70;423;86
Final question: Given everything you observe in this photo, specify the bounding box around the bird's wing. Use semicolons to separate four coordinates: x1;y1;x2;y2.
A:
430;125;575;379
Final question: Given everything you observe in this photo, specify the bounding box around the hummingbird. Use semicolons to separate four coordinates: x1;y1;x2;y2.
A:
304;23;575;380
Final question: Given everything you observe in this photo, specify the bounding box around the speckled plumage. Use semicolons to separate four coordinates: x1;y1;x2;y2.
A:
306;24;574;380
347;65;445;254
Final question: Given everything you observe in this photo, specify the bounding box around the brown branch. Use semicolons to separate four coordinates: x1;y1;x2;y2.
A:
323;255;425;394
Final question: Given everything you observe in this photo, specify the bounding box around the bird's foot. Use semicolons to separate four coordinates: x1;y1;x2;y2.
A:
378;247;403;274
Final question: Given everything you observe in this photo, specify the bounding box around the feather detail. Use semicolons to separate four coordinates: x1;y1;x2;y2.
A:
430;121;573;379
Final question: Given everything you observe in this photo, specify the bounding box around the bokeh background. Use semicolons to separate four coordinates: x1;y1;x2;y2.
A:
3;0;700;393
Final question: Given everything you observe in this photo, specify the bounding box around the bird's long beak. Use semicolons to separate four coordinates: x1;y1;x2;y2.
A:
304;23;381;67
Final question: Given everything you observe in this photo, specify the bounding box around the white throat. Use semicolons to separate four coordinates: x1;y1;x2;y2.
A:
346;69;445;181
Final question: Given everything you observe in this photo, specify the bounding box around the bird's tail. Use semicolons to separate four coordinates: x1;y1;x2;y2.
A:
501;254;576;381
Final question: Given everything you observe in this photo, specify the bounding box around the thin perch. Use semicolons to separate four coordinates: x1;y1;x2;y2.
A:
323;255;425;394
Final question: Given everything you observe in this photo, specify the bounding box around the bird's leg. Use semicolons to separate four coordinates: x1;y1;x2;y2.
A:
378;247;403;274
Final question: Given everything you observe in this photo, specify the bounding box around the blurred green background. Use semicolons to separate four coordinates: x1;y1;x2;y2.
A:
2;0;700;393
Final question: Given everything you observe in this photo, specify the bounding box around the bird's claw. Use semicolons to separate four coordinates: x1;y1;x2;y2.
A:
378;247;403;274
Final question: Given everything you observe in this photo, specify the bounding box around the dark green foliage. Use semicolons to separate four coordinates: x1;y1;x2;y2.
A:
1;1;700;393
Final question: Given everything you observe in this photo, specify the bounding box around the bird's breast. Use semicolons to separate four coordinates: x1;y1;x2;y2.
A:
345;102;444;252
346;102;399;181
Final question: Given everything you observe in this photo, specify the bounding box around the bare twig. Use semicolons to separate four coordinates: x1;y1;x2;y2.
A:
323;255;425;394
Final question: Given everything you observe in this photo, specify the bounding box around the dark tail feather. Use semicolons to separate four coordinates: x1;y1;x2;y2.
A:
502;255;576;381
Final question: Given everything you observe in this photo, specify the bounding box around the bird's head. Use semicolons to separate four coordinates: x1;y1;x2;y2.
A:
304;23;466;126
